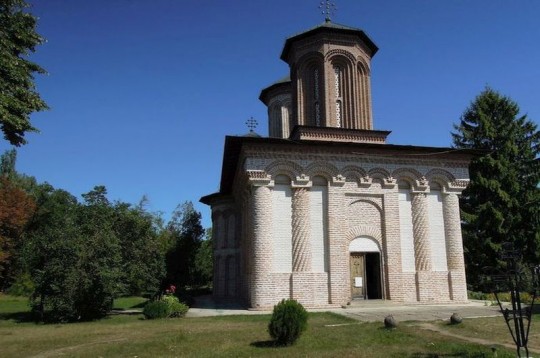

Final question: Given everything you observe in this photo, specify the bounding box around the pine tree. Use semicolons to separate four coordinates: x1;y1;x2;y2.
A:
452;88;540;290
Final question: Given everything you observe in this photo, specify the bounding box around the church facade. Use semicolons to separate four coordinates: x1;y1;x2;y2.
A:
201;20;478;309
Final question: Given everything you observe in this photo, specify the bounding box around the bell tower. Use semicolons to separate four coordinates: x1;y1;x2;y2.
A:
282;20;378;131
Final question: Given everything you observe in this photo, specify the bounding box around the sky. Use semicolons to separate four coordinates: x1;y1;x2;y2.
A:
2;0;539;228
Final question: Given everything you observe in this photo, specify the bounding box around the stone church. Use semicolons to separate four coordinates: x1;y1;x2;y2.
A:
201;18;478;309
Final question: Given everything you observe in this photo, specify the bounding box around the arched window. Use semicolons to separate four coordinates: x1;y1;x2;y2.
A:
333;65;343;128
298;58;324;127
314;68;321;126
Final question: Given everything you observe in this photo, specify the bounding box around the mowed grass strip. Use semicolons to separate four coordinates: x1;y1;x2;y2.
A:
435;315;540;352
0;294;517;357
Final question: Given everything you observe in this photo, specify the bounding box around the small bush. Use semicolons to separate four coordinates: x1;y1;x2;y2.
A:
143;300;170;319
268;299;308;346
162;295;189;317
450;313;462;325
384;315;397;328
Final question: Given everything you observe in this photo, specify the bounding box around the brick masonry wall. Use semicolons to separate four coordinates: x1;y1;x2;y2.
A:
209;147;471;309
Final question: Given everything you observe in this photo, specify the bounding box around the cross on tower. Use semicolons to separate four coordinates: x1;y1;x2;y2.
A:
319;1;337;22
246;116;258;132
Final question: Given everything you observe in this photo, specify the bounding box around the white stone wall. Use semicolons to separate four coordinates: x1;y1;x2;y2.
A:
272;184;293;273
310;185;328;272
398;190;415;273
428;190;448;272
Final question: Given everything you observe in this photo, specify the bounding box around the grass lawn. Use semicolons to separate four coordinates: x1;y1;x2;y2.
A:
0;294;522;357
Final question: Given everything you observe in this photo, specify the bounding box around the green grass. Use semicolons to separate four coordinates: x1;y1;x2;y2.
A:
0;294;518;357
112;296;148;310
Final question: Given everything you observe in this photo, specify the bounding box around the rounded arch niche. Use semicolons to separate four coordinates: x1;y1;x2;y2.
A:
349;236;380;253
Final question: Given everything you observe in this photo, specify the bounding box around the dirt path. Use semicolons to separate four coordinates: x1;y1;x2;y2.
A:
413;322;540;355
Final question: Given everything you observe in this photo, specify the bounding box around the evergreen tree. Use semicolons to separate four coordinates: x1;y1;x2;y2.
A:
165;202;204;289
452;88;540;289
0;0;48;146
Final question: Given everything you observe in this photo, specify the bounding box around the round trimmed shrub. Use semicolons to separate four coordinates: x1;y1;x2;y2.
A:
450;312;462;325
268;299;308;346
384;314;397;328
143;300;170;319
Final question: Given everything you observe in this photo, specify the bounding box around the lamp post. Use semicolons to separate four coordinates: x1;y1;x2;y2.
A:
487;242;539;358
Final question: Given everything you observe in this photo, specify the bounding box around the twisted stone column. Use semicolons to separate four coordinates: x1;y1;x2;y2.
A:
443;193;465;271
443;193;467;301
292;187;311;272
411;192;433;301
411;193;432;271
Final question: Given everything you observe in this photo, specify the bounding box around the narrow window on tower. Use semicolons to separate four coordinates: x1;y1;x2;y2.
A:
314;68;321;126
334;65;342;128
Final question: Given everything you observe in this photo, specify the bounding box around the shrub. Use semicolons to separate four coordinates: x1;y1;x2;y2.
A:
384;314;397;328
268;299;308;346
143;300;170;319
162;294;189;317
450;313;462;325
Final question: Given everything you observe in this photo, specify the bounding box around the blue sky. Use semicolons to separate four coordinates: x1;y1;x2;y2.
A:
2;0;539;228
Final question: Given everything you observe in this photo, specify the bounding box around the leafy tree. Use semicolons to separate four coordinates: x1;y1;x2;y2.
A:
0;176;35;290
75;186;122;319
165;202;204;289
0;149;16;177
27;186;123;322
113;201;165;296
0;0;49;146
452;88;540;289
25;186;81;322
193;228;213;288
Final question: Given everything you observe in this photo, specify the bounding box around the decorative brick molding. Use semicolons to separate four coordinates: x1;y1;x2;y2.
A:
346;225;383;244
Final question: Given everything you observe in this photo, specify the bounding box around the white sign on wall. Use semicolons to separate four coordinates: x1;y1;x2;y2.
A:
354;277;363;287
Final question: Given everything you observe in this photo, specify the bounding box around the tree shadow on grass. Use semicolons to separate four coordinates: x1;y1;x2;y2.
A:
250;340;283;349
0;311;36;323
411;353;489;358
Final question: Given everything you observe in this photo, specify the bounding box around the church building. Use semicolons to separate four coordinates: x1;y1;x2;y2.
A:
201;17;478;309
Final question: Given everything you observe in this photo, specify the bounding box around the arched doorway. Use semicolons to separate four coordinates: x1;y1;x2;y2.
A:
349;237;382;300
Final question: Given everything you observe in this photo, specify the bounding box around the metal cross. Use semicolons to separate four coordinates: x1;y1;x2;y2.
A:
246;117;258;132
319;1;337;22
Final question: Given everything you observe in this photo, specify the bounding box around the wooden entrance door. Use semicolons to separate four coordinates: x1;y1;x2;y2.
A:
350;253;366;299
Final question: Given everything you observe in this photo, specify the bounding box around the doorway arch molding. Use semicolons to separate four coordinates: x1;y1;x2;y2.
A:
346;225;382;248
349;236;380;253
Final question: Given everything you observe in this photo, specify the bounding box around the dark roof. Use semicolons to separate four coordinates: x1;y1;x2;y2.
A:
280;20;379;62
199;129;487;205
259;75;291;105
243;130;262;138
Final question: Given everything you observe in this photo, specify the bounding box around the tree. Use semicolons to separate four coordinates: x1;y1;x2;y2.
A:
165;202;204;289
113;201;165;296
193;228;213;288
25;186;81;322
452;88;540;289
27;186;123;322
0;0;49;146
0;176;35;290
